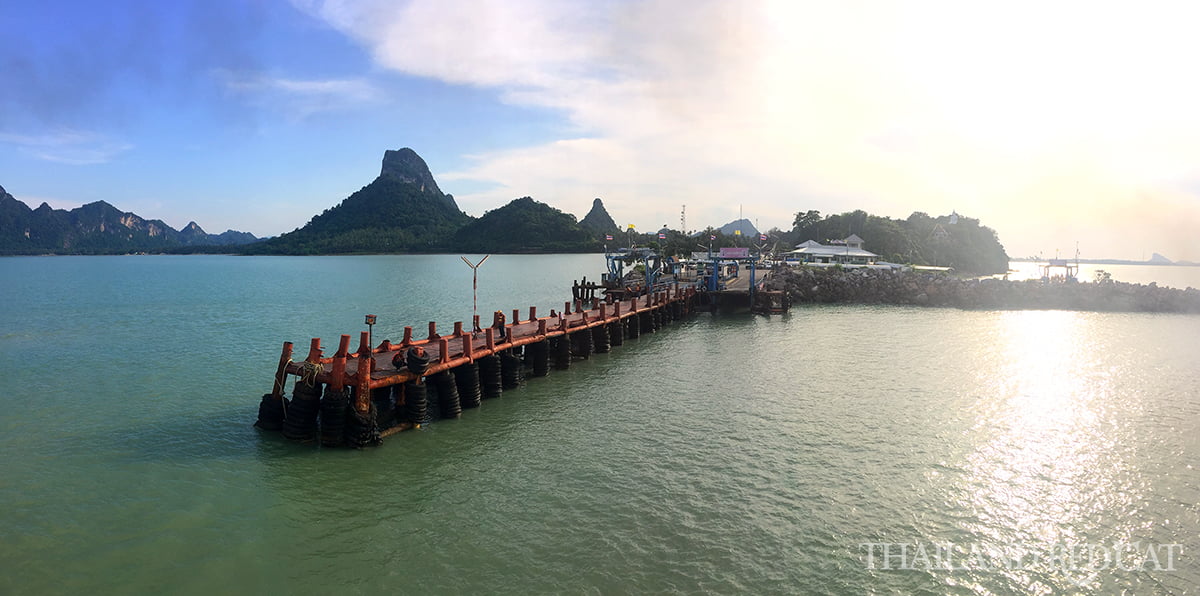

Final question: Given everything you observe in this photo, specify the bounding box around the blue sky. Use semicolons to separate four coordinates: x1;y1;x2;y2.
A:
4;0;1200;261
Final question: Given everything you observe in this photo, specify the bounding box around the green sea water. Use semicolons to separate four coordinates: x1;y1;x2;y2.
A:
2;255;1198;594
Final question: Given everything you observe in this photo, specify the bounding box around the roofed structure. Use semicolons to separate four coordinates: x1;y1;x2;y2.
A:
787;236;878;265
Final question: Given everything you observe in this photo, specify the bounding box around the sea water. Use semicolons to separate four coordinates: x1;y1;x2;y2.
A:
1;255;1198;594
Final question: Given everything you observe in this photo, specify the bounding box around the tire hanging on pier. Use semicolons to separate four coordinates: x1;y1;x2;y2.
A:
254;394;289;431
404;347;431;376
372;386;396;430
592;324;610;353
552;336;571;370
478;353;503;399
641;311;655;334
500;350;524;389
433;371;461;419
572;328;593;359
529;340;550;377
319;385;350;447
403;380;428;425
282;379;321;442
454;362;483;409
345;401;381;448
609;321;624;347
628;312;640;338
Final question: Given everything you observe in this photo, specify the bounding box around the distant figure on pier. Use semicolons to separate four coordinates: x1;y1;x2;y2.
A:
494;310;507;339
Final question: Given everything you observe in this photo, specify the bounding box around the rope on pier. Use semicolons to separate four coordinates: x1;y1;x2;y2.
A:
299;361;322;386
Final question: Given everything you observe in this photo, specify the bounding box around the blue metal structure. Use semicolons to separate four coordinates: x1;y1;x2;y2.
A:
603;247;664;293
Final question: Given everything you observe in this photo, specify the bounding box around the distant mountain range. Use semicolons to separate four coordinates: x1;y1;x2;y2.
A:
7;147;980;259
244;148;608;255
0;184;258;255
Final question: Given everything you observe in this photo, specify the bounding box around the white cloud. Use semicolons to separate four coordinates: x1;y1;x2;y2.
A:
215;69;382;118
297;0;1200;260
0;130;133;165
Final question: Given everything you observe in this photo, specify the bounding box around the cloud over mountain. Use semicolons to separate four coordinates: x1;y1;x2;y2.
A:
293;0;1200;260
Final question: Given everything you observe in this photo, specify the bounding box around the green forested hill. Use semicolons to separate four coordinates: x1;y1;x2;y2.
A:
579;197;619;237
453;197;598;253
789;209;1009;274
245;175;470;254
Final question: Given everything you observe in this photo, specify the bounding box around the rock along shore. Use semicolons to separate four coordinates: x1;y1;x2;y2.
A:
765;267;1200;313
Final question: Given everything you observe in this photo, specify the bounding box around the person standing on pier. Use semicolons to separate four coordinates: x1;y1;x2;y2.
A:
494;310;507;339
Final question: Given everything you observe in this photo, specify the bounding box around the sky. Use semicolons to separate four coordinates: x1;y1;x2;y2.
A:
3;0;1200;261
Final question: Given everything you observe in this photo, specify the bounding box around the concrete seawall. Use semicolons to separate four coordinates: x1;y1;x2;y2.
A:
765;267;1200;313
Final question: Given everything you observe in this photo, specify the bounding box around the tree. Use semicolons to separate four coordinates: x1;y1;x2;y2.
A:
792;209;821;232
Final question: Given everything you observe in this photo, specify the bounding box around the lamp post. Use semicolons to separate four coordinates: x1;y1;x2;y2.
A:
364;314;376;351
461;255;490;333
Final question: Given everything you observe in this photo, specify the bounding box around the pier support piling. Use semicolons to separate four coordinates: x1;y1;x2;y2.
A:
592;323;610;353
553;336;571;369
455;363;482;409
500;349;523;389
478;353;503;399
433;371;461;418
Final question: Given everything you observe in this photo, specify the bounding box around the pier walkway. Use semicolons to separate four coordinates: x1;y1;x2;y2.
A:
256;284;699;445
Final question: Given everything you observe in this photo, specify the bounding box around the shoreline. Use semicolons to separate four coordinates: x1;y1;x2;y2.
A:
766;267;1200;314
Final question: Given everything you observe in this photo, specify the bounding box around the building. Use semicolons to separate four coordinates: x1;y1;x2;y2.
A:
786;235;879;266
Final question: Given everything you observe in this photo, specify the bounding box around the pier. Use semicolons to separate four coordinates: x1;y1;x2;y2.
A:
255;284;703;447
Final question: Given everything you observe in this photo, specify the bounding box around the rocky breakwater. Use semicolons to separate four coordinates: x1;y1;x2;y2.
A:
765;267;1200;313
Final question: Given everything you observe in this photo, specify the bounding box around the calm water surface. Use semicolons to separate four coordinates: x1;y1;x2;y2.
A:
1;255;1198;594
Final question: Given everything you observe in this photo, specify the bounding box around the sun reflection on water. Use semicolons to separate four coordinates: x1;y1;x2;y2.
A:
952;310;1146;587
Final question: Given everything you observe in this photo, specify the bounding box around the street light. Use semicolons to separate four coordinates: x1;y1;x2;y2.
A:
462;255;490;333
364;314;377;351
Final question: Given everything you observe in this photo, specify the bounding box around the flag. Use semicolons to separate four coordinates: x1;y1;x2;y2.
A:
710;234;716;240
760;233;767;241
605;234;613;240
627;223;636;230
658;233;666;239
734;229;742;236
